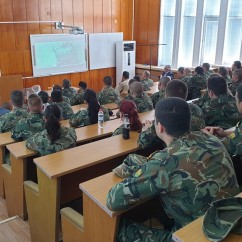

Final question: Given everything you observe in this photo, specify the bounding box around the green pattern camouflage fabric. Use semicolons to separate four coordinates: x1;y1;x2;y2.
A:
204;70;215;79
150;90;165;108
201;94;239;129
107;132;239;242
197;91;209;109
179;75;192;85
229;80;242;96
140;80;151;91
69;106;110;127
51;101;74;120
124;93;153;113
138;103;205;149
26;126;77;156
11;113;45;141
73;90;85;105
224;75;232;84
62;88;77;105
98;86;121;105
141;78;154;87
0;107;28;133
187;74;207;99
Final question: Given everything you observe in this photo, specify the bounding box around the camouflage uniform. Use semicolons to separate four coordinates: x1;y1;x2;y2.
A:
141;78;154;87
26;126;77;156
0;107;28;133
11;113;45;141
229;80;242;96
69;106;110;127
197;91;209;109
138;103;205;149
204;70;215;79
98;87;121;105
150;90;165;108
107;132;239;242
201;94;239;129
179;75;192;85
73;90;85;105
62;88;77;106
140;81;151;91
187;74;207;99
51;101;74;120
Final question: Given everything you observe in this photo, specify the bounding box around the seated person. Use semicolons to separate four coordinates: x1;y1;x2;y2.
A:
125;82;153;113
202;62;214;79
50;90;74;120
38;90;49;110
179;67;192;85
69;89;109;128
0;90;28;133
162;65;174;79
134;75;150;91
116;71;130;96
150;76;170;108
107;97;239;242
98;76;121;105
62;79;77;105
74;81;87;105
141;70;154;87
232;60;241;71
229;69;242;96
11;94;45;141
202;76;239;129
218;66;231;84
52;84;70;103
139;80;205;149
187;66;207;100
112;100;142;136
0;102;10;116
26;104;77;156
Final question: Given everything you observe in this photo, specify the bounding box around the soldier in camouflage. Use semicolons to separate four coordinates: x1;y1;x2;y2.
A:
218;66;232;84
141;70;154;87
0;90;28;133
134;75;150;91
11;95;45;141
62;79;77;105
107;97;239;242
52;84;70;104
202;62;215;79
229;69;242;96
50;89;74;120
202;76;239;129
26;104;76;156
74;81;87;105
139;80;205;149
98;76;121;105
179;67;193;85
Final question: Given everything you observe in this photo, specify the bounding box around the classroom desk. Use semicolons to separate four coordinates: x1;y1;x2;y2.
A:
46;86;79;96
3;110;154;219
71;103;118;114
145;82;158;96
25;133;141;242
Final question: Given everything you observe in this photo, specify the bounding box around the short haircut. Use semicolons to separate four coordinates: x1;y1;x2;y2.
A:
11;90;24;108
155;97;191;137
178;67;184;74
207;76;227;96
123;71;129;79
62;79;71;88
143;70;150;78
165;80;188;100
233;69;242;81
133;75;141;82
51;89;63;102
195;66;204;75
79;81;87;90
218;66;228;77
103;76;113;86
38;91;49;104
53;85;63;93
130;81;143;95
28;95;43;112
236;84;242;102
234;61;241;69
202;63;210;71
129;79;137;86
159;76;171;87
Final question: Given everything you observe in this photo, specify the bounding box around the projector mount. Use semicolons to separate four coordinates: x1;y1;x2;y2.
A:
55;21;84;35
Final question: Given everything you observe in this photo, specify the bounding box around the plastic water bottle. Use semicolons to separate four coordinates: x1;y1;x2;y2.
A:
98;108;104;128
123;114;130;139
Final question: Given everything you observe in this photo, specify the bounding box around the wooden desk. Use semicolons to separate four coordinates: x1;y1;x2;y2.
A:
25;133;141;242
71;103;118;114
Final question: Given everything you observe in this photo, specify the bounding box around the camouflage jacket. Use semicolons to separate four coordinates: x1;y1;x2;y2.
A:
69;106;110;127
62;88;77;105
141;78;154;87
73;90;85;105
51;101;74;120
107;132;239;237
0;107;28;133
140;80;151;91
138;103;205;149
229;80;242;96
204;70;215;79
150;90;165;108
197;91;209;109
26;126;77;156
201;94;239;129
98;86;121;105
188;74;207;99
180;75;192;85
11;113;45;141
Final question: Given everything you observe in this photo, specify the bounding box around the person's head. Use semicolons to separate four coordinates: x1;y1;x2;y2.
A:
178;67;184;78
44;104;62;143
165;80;188;100
142;70;150;79
103;76;113;87
155;98;191;142
38;91;49;104
119;100;142;131
28;94;43;113
184;68;192;76
122;71;129;80
133;75;141;82
158;76;171;91
218;66;228;78
235;84;242;114
194;66;204;76
130;82;143;97
232;61;241;71
83;89;100;124
79;81;87;91
32;85;41;94
202;63;210;71
232;69;242;83
10;90;24;108
52;85;63;93
51;90;63;103
128;79;137;89
207;76;227;99
62;79;71;89
164;65;171;73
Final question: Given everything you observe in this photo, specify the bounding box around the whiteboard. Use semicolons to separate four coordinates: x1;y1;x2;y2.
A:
30;34;88;77
89;33;123;70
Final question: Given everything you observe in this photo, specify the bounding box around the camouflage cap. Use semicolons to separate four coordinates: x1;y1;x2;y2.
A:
203;197;242;241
